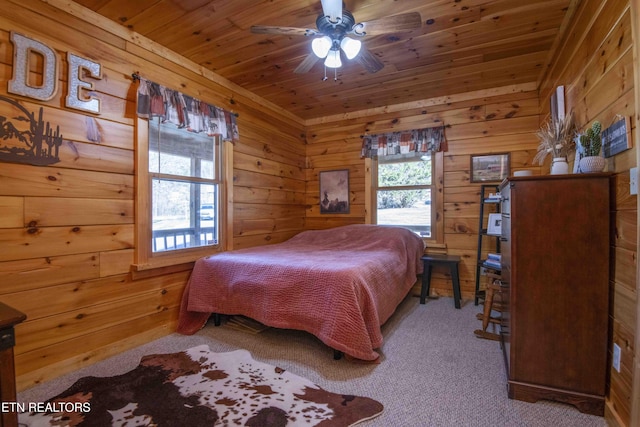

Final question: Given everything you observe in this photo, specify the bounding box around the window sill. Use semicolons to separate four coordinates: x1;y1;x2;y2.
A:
131;246;222;279
130;261;195;280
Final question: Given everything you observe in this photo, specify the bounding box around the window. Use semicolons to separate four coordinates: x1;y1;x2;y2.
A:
135;117;231;270
371;152;443;242
148;118;221;253
133;77;237;271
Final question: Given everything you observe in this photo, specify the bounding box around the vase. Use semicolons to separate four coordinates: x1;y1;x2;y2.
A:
550;157;569;175
579;156;605;173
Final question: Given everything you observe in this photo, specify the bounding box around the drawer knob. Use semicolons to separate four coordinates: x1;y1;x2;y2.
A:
0;331;16;350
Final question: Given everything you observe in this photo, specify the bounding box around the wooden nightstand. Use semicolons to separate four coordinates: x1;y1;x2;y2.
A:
0;303;26;427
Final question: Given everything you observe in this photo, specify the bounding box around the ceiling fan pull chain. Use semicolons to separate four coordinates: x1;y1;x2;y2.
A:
334;67;338;82
323;65;328;81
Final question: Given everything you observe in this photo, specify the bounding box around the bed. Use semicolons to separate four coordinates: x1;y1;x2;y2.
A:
177;224;425;361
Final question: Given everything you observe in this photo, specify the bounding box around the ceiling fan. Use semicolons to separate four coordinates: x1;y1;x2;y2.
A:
250;0;422;76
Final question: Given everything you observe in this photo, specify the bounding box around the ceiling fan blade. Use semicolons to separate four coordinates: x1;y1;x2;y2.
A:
250;25;317;36
294;54;320;74
354;12;422;36
321;0;342;24
356;48;384;73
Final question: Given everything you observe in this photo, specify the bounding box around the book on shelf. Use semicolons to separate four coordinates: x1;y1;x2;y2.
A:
483;192;502;203
483;259;501;270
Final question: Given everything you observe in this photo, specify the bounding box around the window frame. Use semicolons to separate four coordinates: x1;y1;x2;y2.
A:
133;116;233;271
366;151;444;244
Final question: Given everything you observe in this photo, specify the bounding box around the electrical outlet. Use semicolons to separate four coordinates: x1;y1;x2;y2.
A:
630;167;638;196
613;343;621;372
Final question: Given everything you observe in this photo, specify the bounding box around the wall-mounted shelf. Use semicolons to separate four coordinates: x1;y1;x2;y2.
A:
474;184;501;305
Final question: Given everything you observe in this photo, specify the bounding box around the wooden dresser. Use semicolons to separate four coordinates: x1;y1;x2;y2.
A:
0;303;26;427
499;174;611;416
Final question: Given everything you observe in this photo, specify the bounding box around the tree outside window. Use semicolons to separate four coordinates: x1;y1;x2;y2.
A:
375;155;433;238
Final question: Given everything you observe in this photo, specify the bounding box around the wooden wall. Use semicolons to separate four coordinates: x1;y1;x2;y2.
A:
306;0;639;423
0;2;638;425
306;84;542;298
0;0;305;389
631;0;640;424
538;0;637;425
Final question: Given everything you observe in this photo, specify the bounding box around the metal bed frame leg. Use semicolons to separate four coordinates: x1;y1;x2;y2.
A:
213;313;221;326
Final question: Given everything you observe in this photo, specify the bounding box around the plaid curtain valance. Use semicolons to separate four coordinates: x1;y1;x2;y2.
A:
360;125;446;159
136;77;238;143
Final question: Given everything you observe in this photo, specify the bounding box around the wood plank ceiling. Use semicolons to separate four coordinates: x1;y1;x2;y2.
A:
75;0;573;122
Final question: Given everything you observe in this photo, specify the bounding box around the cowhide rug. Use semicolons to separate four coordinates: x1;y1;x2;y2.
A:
19;345;383;426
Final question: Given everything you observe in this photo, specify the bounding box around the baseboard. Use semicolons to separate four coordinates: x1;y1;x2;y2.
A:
16;324;174;392
604;398;626;427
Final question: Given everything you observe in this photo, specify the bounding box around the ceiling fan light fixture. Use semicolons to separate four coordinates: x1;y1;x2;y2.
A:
312;36;332;58
324;49;342;68
340;37;362;60
251;3;423;77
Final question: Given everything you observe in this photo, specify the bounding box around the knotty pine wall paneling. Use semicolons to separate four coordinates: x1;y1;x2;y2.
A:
631;0;640;425
305;87;541;299
0;0;306;389
539;0;637;425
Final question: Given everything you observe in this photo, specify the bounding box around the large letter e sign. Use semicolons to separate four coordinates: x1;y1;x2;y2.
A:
8;32;102;114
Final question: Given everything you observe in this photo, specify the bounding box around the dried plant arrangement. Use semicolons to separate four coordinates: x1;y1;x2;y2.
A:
533;112;577;165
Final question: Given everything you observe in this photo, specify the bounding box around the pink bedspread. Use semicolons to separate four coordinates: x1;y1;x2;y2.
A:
177;224;424;361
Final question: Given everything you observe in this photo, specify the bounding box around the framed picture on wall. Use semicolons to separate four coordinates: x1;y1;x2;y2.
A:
470;153;510;183
319;169;350;214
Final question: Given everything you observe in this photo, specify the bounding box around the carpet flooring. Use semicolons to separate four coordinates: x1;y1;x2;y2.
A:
18;295;608;426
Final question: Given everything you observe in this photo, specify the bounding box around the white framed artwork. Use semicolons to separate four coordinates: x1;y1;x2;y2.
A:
487;213;502;235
